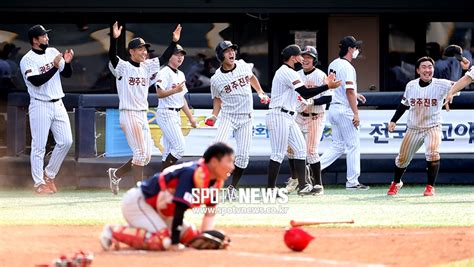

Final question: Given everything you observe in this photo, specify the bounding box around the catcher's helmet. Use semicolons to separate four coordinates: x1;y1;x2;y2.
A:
301;46;318;66
215;41;238;62
284;227;315;252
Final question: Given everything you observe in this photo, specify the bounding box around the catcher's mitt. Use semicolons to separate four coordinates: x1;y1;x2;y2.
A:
186;230;230;250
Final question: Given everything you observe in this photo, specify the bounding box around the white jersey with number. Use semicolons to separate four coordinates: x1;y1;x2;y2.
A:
210;59;254;115
328;58;357;108
109;57;160;111
156;66;188;109
297;68;332;113
402;78;453;129
20;48;66;100
269;64;304;112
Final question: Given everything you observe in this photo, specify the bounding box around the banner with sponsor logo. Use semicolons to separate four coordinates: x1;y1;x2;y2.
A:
105;109;473;157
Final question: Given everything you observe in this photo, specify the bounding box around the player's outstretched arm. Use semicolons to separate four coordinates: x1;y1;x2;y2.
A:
249;75;270;104
296;74;341;99
444;75;472;111
158;24;182;65
109;21;122;68
389;103;409;132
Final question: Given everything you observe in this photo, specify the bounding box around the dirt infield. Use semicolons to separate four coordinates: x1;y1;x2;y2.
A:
2;226;473;267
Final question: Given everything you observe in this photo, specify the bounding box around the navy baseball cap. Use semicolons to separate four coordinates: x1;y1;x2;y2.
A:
281;44;303;58
339;36;362;49
173;44;187;55
128;37;151;50
443;45;463;61
28;25;51;40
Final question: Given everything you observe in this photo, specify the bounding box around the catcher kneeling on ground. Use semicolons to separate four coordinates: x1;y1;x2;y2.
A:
100;142;234;251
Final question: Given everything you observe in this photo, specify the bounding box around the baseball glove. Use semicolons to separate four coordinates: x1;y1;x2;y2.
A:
186;230;230;250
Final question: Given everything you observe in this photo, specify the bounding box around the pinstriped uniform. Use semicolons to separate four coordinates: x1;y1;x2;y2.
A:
109;57;160;166
319;58;360;187
267;64;306;163
288;68;331;164
155;66;188;162
20;48;73;187
210;60;255;168
395;78;453;168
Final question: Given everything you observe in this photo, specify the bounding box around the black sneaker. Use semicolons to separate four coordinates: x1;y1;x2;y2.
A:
297;184;314;196
346;184;370;190
311;184;324;195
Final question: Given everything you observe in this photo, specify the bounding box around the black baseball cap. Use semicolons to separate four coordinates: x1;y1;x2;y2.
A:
443;45;463;61
28;25;51;40
173;44;187;55
339;36;362;49
281;44;303;58
128;37;151;50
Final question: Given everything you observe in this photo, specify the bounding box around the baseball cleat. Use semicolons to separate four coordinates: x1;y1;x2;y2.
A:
285;177;299;193
297;184;314;196
44;175;57;193
35;184;54;195
346;183;370;190
107;168;121;195
423;185;435;196
387;181;403;196
311;184;324;195
99;225;113;251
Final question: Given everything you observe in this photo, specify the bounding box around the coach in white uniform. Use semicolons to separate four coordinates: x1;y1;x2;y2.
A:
319;36;369;190
107;22;181;194
155;44;197;171
267;44;339;195
20;25;74;194
207;41;270;194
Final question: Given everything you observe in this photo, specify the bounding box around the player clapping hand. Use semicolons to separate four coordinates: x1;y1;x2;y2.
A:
112;21;122;39
63;49;74;63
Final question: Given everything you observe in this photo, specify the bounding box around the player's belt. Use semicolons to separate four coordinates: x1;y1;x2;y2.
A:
168;108;181;112
300;112;318;117
33;97;61;103
280;108;295;116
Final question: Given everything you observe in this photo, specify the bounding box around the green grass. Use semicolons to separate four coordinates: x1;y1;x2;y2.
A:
0;185;473;227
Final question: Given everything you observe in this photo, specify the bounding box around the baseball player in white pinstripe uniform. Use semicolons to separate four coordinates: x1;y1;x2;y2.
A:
267;44;339;196
20;25;74;194
387;56;458;196
107;22;182;194
206;41;270;195
286;46;333;195
319;36;370;190
155;44;197;171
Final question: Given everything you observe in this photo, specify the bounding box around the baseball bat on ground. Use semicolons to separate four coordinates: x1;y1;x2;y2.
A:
290;219;354;227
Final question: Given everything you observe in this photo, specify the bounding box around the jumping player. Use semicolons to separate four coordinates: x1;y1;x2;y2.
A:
20;25;74;194
155;44;197;171
266;44;339;196
319;36;369;190
206;41;270;195
286;46;332;195
107;22;182;195
100;142;235;251
387;56;455;196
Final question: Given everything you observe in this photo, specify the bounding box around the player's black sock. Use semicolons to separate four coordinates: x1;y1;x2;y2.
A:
310;162;322;185
293;159;307;189
231;166;244;188
267;160;281;188
427;160;440;186
288;158;298;180
115;158;133;177
393;166;406;183
161;155;178;171
131;164;144;183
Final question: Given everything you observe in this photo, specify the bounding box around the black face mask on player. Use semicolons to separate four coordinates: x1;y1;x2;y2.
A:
294;62;303;71
39;43;48;51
